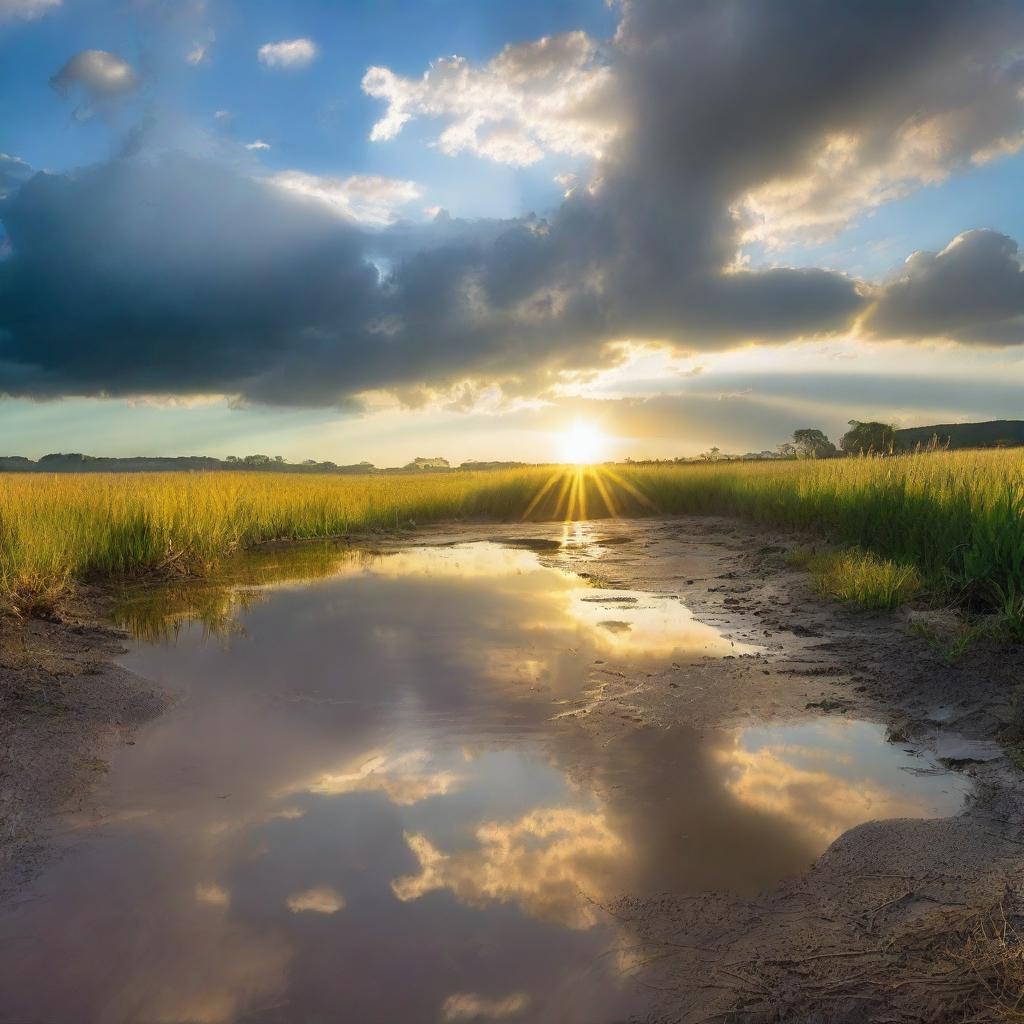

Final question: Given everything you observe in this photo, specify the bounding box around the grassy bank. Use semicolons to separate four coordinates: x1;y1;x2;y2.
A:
1;450;1022;625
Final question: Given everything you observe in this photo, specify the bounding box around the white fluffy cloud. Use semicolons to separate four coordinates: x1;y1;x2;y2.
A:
0;0;60;20
257;37;318;70
267;170;420;226
362;31;618;166
245;139;271;151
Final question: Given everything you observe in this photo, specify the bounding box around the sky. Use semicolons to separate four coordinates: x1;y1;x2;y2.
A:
1;0;1023;465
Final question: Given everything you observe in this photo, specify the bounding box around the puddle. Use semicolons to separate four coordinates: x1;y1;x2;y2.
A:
0;540;968;1024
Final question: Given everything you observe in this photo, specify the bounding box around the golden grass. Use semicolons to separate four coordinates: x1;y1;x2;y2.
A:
791;548;922;610
1;448;1022;619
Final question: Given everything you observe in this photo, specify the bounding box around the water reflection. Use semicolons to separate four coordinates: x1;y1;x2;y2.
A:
721;719;963;845
0;539;967;1024
392;799;626;929
113;541;753;661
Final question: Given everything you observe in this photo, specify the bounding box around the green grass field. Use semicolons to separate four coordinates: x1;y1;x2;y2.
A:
1;449;1022;627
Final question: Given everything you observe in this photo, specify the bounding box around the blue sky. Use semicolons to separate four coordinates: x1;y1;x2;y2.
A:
1;0;1023;464
1;0;615;219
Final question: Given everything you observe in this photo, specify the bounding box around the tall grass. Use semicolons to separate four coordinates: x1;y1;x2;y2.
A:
1;449;1022;617
621;450;1024;607
789;548;922;610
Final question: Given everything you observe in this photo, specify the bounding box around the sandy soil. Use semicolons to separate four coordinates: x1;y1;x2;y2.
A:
3;515;1024;1022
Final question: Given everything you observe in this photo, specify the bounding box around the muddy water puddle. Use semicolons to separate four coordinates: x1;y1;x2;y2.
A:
0;538;968;1023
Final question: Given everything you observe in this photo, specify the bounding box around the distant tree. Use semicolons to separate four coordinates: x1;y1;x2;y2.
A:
840;420;900;455
243;454;272;466
775;442;796;458
273;455;285;463
792;428;837;459
700;446;721;462
225;455;241;464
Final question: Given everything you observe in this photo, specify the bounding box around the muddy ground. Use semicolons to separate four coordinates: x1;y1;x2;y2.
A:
3;514;1024;1022
0;589;171;897
540;517;1024;1024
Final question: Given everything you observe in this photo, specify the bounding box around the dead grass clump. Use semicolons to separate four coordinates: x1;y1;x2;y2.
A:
3;571;68;621
940;893;1024;1021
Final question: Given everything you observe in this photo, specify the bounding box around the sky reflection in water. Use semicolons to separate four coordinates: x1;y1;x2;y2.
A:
0;540;967;1024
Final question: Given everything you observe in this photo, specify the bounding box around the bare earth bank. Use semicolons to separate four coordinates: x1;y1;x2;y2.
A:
0;590;171;897
3;515;1024;1022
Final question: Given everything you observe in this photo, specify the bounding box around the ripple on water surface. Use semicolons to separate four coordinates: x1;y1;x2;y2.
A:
0;537;968;1024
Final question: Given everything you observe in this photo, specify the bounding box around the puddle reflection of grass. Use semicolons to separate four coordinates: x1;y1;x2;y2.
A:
112;543;376;642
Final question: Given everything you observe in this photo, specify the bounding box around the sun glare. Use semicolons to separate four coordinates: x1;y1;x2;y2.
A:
558;421;608;465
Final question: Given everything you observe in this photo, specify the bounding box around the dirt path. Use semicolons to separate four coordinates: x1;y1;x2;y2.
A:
3;515;1024;1022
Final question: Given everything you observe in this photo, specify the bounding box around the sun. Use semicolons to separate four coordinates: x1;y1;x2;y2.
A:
558;421;608;465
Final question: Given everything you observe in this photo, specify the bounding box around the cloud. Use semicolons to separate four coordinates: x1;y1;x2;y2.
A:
0;153;33;198
865;230;1024;345
719;723;942;846
363;31;618;166
194;882;230;906
257;37;318;70
268;170;421;226
0;154;377;403
391;806;626;929
626;0;1024;252
50;49;139;101
285;886;345;914
0;0;60;21
441;992;530;1022
278;749;462;805
4;2;1024;407
736;91;1024;249
186;30;214;66
245;139;271;151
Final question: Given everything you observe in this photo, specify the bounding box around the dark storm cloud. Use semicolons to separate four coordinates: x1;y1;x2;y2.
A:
567;0;1024;342
2;1;1024;405
866;230;1024;345
0;156;376;401
0;156;611;404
